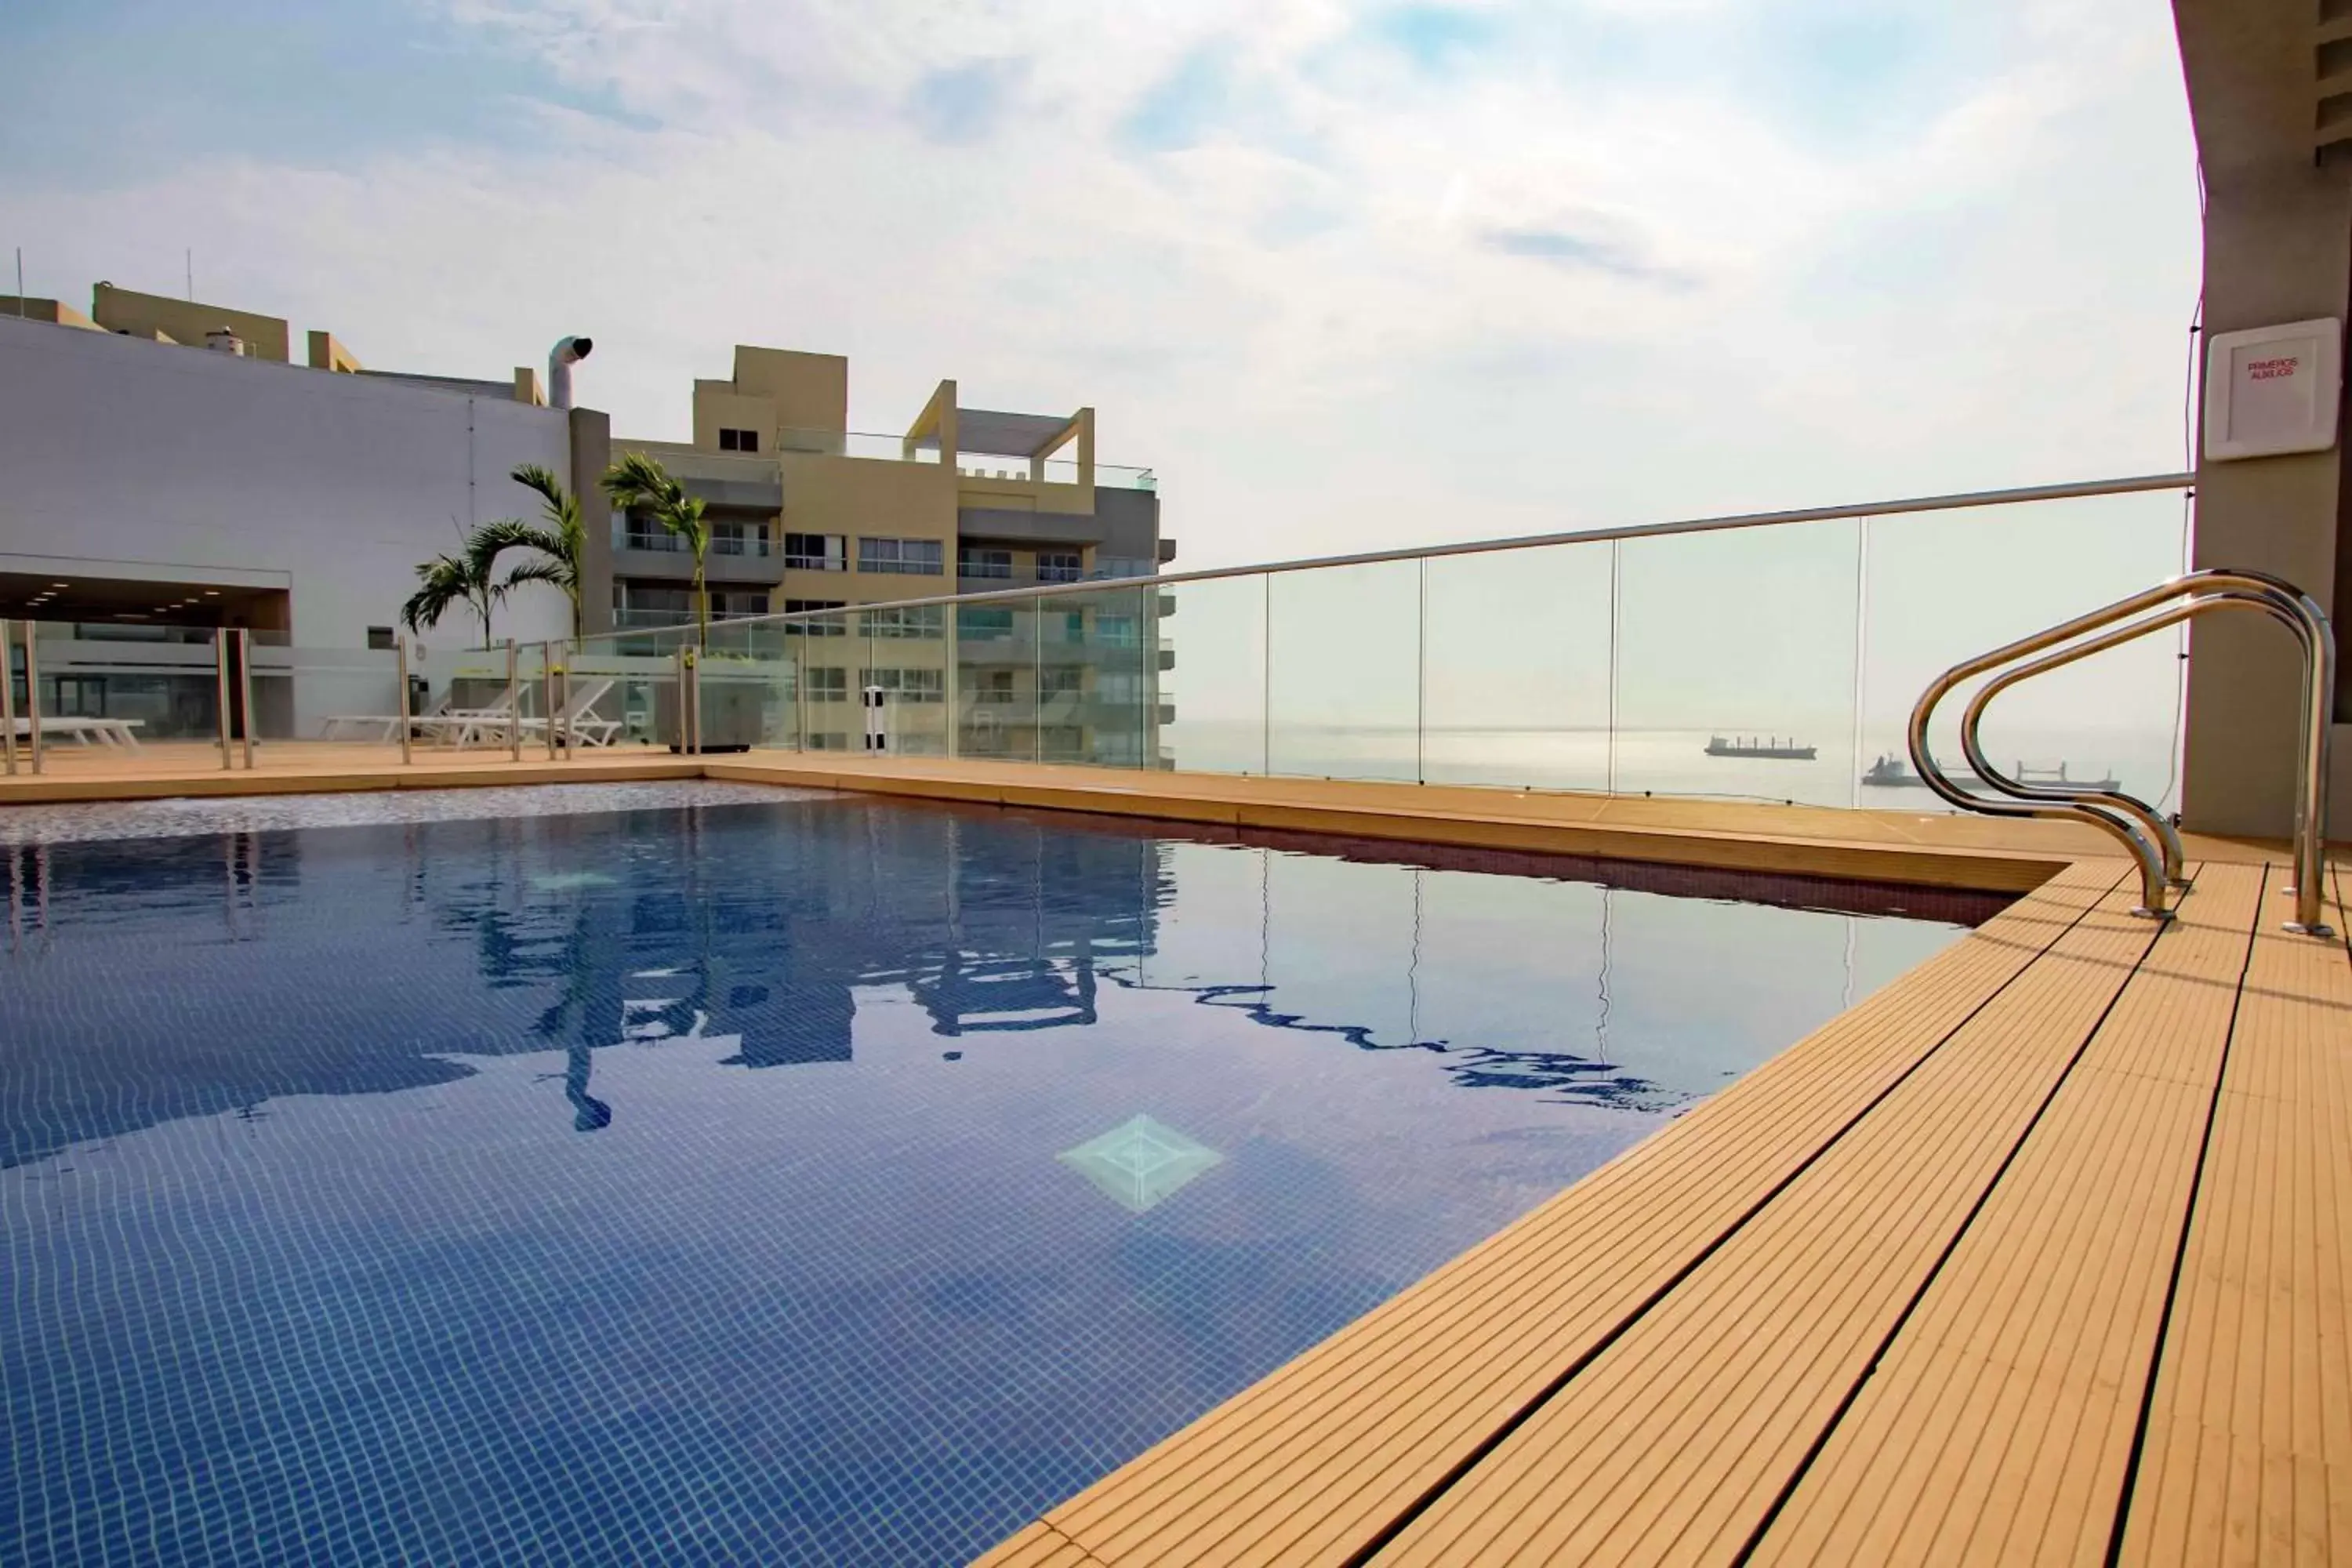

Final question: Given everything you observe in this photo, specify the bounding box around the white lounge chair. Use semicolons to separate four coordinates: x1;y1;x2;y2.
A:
11;716;143;750
508;680;621;748
324;684;526;748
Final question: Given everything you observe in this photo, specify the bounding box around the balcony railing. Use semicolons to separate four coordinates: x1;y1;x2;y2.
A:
615;521;769;557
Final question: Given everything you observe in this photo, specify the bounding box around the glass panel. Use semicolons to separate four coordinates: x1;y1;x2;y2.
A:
859;604;948;757
1613;520;1864;808
955;601;1036;762
1861;490;2186;813
1156;575;1265;775
697;619;792;753
1421;542;1615;792
571;624;694;752
793;611;860;755
248;644;405;758
19;622;224;760
1031;586;1152;768
1266;561;1421;782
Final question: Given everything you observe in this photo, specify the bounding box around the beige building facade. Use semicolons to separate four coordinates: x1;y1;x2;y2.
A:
598;344;1170;761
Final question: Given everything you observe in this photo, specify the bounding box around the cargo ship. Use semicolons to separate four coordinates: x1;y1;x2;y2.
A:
1704;735;1817;760
1860;755;2121;792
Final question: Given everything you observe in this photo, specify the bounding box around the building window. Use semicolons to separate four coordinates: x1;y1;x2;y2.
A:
710;589;769;619
717;427;760;452
972;670;1018;704
960;607;1015;641
866;668;945;703
958;546;1013;579
869;606;945;640
805;667;850;702
711;521;771;557
1040;667;1083;700
1096;614;1141;648
612;581;694;626
618;507;686;554
784;533;847;572
1096;671;1149;703
366;626;396;651
807;731;850;750
784;598;848;636
1037;550;1083;583
859;536;945;575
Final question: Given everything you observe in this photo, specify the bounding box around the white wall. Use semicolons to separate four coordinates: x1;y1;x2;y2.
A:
0;315;575;678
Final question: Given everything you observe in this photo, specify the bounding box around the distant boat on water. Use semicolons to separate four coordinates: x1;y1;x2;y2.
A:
1704;735;1817;760
1860;755;2122;793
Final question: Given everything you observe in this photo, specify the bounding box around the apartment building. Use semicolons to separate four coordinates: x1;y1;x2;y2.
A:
0;284;586;736
598;346;1174;764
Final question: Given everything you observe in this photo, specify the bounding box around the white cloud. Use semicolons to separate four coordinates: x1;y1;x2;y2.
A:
6;0;2198;565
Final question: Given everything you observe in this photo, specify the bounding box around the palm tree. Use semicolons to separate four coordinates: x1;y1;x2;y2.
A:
601;452;713;647
401;547;513;649
474;464;585;638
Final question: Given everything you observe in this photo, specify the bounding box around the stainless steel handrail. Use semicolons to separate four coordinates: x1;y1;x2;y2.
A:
1911;568;2334;935
1957;583;2318;891
577;471;2194;640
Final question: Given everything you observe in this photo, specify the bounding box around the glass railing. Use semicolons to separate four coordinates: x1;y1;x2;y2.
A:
774;429;946;463
1039;458;1158;491
567;474;2185;807
9;476;2182;797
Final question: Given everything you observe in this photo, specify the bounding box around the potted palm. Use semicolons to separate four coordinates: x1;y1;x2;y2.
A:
600;453;760;750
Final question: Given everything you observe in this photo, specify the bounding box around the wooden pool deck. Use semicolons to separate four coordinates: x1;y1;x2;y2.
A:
1;746;2343;1564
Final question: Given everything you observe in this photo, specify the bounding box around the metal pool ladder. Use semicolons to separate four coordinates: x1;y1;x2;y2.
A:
1910;567;2336;936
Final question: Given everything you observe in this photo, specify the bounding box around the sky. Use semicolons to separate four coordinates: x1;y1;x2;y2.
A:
2;0;2202;571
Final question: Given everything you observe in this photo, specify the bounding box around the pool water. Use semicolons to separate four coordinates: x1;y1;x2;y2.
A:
0;786;1989;1566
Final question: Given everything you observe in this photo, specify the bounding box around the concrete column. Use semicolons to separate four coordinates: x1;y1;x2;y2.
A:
2176;0;2352;836
571;406;615;635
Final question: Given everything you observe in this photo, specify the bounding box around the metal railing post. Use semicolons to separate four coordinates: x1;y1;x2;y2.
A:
688;647;702;754
1;619;16;776
944;607;960;758
543;644;560;761
236;628;256;771
506;638;521;763
20;626;38;776
214;631;233;771
395;637;413;765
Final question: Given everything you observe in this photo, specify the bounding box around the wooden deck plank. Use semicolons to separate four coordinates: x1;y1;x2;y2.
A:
1366;875;2167;1566
973;1523;1114;1567
2115;873;2352;1567
1744;864;2266;1566
1001;862;2122;1566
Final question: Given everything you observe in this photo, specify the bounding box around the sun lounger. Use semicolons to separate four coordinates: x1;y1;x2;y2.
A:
322;684;525;748
10;716;143;750
508;680;622;747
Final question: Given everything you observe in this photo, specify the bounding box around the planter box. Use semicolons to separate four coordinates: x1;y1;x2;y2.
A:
653;678;764;753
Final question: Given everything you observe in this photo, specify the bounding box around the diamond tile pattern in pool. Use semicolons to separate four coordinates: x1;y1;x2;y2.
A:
0;791;1972;1566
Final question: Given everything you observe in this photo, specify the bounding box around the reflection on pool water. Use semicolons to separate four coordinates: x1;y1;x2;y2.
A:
0;787;1992;1566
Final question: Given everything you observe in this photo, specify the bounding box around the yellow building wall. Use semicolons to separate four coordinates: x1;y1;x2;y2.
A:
0;298;100;330
692;387;780;452
732;347;848;435
92;283;293;362
307;330;363;372
774;452;960;606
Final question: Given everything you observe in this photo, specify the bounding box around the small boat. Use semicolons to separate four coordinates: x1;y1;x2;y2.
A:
1705;735;1817;760
1860;755;2122;793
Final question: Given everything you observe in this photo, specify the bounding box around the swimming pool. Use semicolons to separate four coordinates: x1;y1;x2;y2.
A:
0;784;1994;1566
